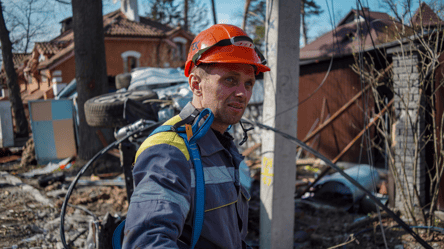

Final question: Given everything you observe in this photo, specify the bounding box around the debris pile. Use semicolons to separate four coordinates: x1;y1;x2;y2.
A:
1;142;444;249
20;138;36;168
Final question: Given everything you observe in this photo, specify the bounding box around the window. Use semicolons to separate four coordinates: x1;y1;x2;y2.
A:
127;56;137;72
172;37;187;61
39;54;46;62
28;74;33;85
121;51;141;73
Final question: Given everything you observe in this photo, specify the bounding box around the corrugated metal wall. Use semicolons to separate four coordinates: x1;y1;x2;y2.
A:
298;56;374;164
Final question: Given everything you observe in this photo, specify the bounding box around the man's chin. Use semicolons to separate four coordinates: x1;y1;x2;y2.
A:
227;116;243;126
214;116;242;127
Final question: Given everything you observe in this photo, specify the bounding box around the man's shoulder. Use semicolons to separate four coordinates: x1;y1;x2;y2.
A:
135;115;190;162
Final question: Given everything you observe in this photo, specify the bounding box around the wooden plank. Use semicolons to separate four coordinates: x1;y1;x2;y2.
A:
302;84;371;143
0;155;21;164
242;143;262;157
325;100;340;154
297;99;394;197
296;118;319;160
96;130;120;158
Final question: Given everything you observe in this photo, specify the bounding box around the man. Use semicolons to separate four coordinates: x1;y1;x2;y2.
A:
123;24;270;249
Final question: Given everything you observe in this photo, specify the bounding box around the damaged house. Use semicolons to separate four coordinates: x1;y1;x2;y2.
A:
0;3;193;129
238;4;444;217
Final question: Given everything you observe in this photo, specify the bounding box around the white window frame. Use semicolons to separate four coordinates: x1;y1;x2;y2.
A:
172;37;187;61
121;50;141;72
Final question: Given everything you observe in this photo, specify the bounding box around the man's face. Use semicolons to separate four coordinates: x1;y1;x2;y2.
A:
190;63;256;132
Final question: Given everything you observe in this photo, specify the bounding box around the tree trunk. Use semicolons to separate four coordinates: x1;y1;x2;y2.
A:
184;0;188;31
0;1;29;138
72;0;109;160
242;0;251;30
210;0;217;25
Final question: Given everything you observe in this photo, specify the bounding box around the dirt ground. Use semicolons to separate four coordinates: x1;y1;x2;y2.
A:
1;151;444;248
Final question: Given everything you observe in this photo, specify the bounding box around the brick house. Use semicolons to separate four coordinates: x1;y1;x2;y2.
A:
3;3;193;105
0;53;30;99
0;2;193;132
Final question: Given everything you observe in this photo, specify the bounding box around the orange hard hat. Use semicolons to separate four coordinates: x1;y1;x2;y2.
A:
184;24;270;77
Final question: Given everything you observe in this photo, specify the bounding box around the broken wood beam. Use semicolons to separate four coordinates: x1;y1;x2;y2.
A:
242;143;261;157
296;158;322;165
96;130;120;158
296;99;394;198
302;84;371;143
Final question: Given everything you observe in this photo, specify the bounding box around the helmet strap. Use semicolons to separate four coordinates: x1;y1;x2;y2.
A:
239;120;254;146
191;36;267;66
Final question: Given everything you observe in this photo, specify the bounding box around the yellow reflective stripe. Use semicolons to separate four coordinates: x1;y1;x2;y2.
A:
163;115;183;126
134;115;190;162
204;200;238;212
241;190;251;201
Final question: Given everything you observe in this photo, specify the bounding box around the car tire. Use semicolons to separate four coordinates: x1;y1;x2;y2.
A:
84;90;158;128
115;73;132;90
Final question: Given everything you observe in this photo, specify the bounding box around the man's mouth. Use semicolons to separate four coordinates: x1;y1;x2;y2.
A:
227;103;244;110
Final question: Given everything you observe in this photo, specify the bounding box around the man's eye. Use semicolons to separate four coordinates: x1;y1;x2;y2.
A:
225;77;234;83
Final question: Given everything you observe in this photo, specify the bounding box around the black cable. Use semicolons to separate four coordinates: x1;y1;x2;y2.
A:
67;228;88;248
267;55;334;121
354;3;388;247
356;0;386;66
241;118;432;249
264;0;340;122
67;203;98;221
60;121;162;249
353;225;444;237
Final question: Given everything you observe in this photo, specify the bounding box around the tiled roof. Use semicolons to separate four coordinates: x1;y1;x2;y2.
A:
301;9;404;60
0;53;30;84
12;53;31;68
102;10;175;37
42;9;190;48
51;10;181;40
34;41;71;55
37;43;74;70
337;8;393;27
411;2;444;27
51;31;74;43
31;9;192;70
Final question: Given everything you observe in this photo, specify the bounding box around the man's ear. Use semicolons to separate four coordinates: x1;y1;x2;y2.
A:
188;73;202;96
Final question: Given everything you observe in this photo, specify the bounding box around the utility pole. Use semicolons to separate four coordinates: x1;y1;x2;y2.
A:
260;0;300;248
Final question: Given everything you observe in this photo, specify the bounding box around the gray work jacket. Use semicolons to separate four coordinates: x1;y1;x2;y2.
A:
123;103;251;249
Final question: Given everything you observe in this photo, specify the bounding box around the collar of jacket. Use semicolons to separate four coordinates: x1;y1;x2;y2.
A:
179;102;225;157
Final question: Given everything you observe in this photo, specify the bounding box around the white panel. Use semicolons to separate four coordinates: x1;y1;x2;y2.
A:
0;101;14;148
53;83;67;96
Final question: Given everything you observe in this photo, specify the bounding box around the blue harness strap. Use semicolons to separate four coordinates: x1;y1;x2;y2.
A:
112;109;213;249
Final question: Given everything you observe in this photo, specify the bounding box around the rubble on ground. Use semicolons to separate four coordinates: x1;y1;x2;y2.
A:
20;138;36;168
1;143;444;249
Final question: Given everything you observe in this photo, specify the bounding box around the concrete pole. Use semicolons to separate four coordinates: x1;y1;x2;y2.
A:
260;0;300;248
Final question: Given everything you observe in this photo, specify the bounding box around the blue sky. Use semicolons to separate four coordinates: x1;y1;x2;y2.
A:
119;0;414;43
26;0;422;48
208;0;421;45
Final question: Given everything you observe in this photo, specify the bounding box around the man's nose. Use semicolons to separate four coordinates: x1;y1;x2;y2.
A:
234;84;248;98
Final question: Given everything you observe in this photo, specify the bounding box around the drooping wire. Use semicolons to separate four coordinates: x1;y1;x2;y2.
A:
263;0;340;123
355;0;388;68
354;1;389;248
264;0;276;102
60;121;162;248
241;117;432;249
